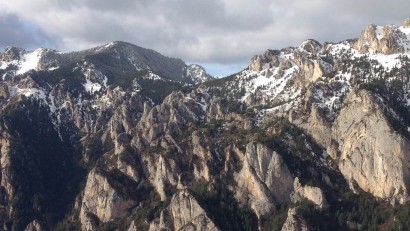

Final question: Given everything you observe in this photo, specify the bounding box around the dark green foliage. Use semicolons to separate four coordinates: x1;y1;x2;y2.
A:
29;65;88;97
137;79;192;104
203;73;237;88
129;189;169;231
2;98;85;230
388;204;410;231
97;167;145;201
82;134;104;169
108;69;149;89
204;71;247;101
111;71;193;104
199;119;223;137
260;204;289;231
220;98;246;114
190;179;258;231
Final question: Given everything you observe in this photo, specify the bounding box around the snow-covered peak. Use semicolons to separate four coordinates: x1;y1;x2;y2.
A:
185;64;213;84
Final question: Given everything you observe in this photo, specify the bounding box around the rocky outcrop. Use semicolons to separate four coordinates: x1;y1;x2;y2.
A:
404;18;410;28
298;104;336;159
192;131;212;181
249;50;281;72
281;208;314;231
0;131;13;215
1;47;23;61
136;91;207;147
293;50;326;85
354;24;405;54
235;142;293;217
300;89;410;203
299;39;322;54
24;220;44;231
148;189;219;231
145;154;179;200
131;91;211;199
291;178;327;209
334;90;410;203
79;169;137;231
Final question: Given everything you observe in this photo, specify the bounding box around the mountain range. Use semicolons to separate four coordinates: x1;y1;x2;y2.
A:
1;19;410;231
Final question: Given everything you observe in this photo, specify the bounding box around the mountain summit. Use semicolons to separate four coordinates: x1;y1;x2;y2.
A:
0;41;212;85
1;20;410;231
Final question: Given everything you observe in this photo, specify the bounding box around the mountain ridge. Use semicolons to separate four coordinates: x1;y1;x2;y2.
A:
0;19;410;231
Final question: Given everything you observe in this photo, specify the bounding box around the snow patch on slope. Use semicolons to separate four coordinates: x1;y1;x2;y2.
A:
16;49;42;75
82;66;108;94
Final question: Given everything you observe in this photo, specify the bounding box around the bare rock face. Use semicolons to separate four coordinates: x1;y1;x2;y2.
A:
334;90;410;203
404;18;410;28
0;83;10;100
297;104;338;159
293;50;326;86
250;55;263;72
149;189;219;231
299;39;322;54
24;220;44;231
291;178;328;209
300;89;410;203
79;169;137;231
1;47;23;61
249;50;281;71
281;208;315;231
235;142;294;217
131;91;211;200
0;131;13;214
354;24;404;54
192;131;212;181
144;154;179;200
136;91;206;146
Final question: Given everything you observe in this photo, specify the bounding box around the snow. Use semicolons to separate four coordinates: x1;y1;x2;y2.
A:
16;49;42;75
48;66;59;71
370;53;401;69
398;26;410;52
375;26;384;40
8;86;47;101
253;75;272;88
82;67;108;94
105;42;115;48
83;79;102;93
0;61;6;69
48;94;57;113
145;72;162;80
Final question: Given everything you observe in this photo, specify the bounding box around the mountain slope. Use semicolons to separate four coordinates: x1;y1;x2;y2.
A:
0;20;410;231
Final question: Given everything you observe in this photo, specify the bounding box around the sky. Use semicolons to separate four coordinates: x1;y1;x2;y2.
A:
1;1;410;76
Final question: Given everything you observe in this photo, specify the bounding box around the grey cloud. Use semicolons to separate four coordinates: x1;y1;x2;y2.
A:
0;13;57;50
1;0;410;74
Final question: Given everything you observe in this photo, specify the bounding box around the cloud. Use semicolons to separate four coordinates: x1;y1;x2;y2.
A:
1;0;410;75
0;13;57;50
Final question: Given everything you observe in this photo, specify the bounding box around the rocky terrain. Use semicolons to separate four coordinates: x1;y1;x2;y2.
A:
0;19;410;231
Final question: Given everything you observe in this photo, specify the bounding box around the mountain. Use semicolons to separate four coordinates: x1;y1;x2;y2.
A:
0;19;410;231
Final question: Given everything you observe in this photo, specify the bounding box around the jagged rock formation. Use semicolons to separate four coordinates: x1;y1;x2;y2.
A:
1;19;410;231
281;208;315;231
235;142;293;217
24;220;44;231
158;189;219;231
79;169;137;231
291;178;327;209
354;24;406;54
334;90;410;203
